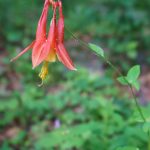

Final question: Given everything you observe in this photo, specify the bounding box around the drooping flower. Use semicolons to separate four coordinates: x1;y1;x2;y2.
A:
11;0;76;83
39;1;76;82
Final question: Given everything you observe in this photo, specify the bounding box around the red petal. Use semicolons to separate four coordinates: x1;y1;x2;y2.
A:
32;39;48;68
57;43;76;70
32;3;57;69
44;5;57;55
56;2;76;71
57;1;64;43
36;0;49;39
11;41;35;62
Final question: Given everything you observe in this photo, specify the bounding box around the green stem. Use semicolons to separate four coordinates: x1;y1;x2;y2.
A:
130;85;146;123
65;26;146;123
106;60;146;123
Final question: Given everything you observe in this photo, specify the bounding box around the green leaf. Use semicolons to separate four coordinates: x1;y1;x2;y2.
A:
132;81;140;91
88;43;105;58
127;65;140;84
117;76;128;85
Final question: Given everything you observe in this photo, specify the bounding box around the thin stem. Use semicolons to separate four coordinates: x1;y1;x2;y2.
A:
130;85;146;123
105;60;146;123
65;26;146;123
105;59;122;76
65;27;88;49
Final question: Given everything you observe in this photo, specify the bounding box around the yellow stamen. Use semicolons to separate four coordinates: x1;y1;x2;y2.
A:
39;61;49;82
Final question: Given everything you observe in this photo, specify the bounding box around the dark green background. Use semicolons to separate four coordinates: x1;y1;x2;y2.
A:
0;0;150;149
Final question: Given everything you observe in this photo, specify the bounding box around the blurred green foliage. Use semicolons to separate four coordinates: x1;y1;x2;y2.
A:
0;0;150;149
1;69;150;149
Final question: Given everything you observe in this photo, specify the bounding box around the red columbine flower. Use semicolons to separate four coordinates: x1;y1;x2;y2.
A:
11;0;76;82
39;1;76;82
